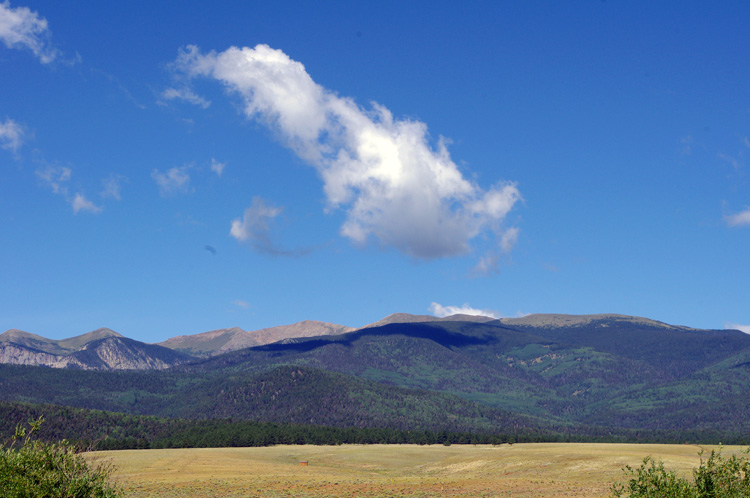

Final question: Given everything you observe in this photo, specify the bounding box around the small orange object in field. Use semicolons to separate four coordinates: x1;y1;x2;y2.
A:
299;461;308;466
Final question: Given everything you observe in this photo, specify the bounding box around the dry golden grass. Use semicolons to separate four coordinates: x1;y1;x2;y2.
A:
88;443;743;498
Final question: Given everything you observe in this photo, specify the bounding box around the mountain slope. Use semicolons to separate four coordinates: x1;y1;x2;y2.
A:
0;363;549;435
500;314;749;377
0;330;190;370
157;320;354;357
182;315;750;426
0;328;123;355
362;312;496;328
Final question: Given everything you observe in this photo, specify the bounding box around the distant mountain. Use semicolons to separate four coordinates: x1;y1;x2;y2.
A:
362;312;496;328
157;320;354;357
0;328;123;355
156;327;246;358
0;329;189;370
180;314;750;432
3;313;750;441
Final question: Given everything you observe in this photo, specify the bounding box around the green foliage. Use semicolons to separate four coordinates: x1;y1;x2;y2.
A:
612;448;750;497
0;417;120;498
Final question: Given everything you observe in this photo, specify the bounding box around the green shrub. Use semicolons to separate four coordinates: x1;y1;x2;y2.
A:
0;417;121;498
613;447;750;497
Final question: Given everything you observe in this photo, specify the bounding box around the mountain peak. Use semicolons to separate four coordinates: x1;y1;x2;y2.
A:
499;313;687;330
362;312;495;329
0;329;48;342
57;328;124;351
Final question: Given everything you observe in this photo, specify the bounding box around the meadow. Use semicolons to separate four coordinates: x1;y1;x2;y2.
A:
88;443;742;498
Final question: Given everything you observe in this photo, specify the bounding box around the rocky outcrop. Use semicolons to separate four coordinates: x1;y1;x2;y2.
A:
0;332;191;371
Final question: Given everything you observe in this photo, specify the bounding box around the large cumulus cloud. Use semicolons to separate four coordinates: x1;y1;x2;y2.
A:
173;44;521;261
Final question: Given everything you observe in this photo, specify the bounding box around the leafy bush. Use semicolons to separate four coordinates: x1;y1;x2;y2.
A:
613;447;750;497
0;417;121;498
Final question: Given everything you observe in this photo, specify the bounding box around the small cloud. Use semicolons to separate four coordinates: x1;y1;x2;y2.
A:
210;158;225;177
152;165;192;196
100;173;126;200
36;165;71;195
472;226;520;276
230;197;287;254
725;208;750;227
726;323;750;335
232;299;251;309
72;193;102;214
542;262;559;273
429;302;501;319
0;117;24;153
718;152;742;171
204;244;217;255
0;1;61;63
36;165;103;214
160;87;211;109
743;137;750;149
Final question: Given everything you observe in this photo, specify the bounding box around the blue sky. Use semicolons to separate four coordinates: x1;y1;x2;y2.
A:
1;1;749;342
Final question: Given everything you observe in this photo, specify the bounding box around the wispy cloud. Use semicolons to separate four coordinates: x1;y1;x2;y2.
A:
171;44;521;262
100;173;126;200
72;193;102;214
718;152;742;171
473;226;520;276
0;117;24;153
160;87;211;109
726;323;750;335
152;165;192;196
230;196;293;256
35;165;102;214
210;158;225;177
232;299;251;309
725;208;750;227
36;165;71;195
0;1;60;63
429;302;501;319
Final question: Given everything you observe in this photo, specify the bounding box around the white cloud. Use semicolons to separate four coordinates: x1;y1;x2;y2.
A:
500;226;520;253
232;299;251;309
727;323;750;335
35;165;71;195
152;165;191;196
210;158;225;177
0;117;24;153
429;302;501;319
160;87;211;109
472;225;520;276
72;193;102;214
36;165;103;214
101;173;126;200
725;208;750;227
0;1;59;63
172;44;521;261
230;196;289;254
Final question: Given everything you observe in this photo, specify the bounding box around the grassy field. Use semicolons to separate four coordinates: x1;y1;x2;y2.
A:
88;443;743;498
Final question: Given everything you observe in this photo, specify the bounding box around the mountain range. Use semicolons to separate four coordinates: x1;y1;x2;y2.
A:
2;313;750;441
0;320;355;369
0;313;501;370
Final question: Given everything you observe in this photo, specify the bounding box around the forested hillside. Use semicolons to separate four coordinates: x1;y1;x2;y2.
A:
2;315;750;444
